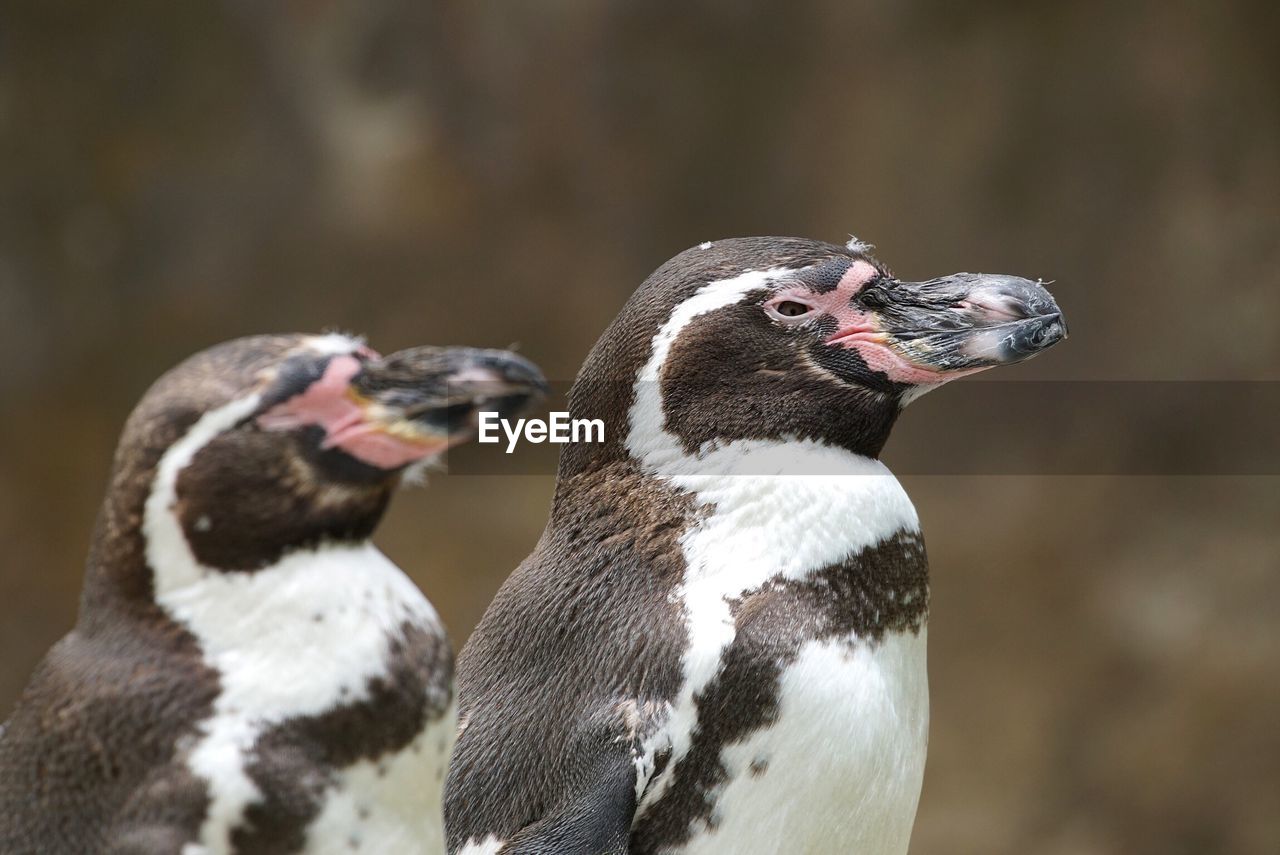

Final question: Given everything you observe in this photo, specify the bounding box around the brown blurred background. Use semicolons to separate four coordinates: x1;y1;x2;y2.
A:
1;2;1278;853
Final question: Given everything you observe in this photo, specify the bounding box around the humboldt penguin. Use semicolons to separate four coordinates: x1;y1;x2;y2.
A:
0;333;546;855
444;236;1067;854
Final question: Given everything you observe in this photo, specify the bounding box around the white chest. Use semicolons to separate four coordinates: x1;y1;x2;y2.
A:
637;450;921;777
303;707;455;855
674;630;929;855
628;443;928;853
159;544;449;855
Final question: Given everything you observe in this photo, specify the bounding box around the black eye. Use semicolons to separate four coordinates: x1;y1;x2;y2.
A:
775;300;811;317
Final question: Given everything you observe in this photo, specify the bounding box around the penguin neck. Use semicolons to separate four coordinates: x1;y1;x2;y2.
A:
654;439;920;582
610;309;920;587
550;434;922;600
553;352;917;572
79;434;178;633
81;488;389;630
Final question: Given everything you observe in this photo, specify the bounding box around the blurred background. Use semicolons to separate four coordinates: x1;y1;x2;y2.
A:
1;1;1277;852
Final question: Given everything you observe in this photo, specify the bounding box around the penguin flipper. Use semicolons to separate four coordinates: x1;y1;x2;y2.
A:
499;746;636;855
104;763;210;855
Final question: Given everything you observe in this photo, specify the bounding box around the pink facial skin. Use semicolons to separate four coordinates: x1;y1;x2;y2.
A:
257;354;449;470
768;260;984;386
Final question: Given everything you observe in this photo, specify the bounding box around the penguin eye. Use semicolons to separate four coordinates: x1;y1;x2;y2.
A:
766;299;814;322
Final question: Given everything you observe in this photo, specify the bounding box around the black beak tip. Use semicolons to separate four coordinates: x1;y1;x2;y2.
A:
1005;311;1068;359
352;345;549;437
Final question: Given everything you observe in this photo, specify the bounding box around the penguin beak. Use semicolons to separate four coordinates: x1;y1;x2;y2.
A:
826;274;1067;380
257;345;547;471
346;346;549;452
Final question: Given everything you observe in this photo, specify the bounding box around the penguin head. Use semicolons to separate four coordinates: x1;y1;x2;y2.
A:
563;236;1065;475
104;333;546;575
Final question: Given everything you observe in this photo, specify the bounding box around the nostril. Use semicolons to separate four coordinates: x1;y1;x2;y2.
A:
860;289;888;309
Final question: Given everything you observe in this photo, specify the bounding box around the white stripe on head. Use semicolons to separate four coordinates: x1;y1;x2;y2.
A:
145;393;264;597
625;266;793;476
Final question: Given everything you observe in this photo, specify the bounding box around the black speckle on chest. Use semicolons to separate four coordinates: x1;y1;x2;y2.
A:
632;531;929;853
228;621;453;855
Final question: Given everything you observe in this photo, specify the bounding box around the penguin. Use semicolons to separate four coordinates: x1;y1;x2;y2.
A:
0;333;546;855
444;236;1067;854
